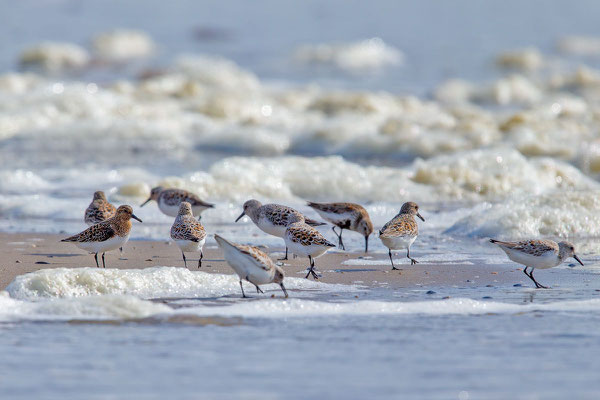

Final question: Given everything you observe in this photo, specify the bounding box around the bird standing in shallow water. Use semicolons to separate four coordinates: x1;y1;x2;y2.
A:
215;234;288;298
62;205;142;268
306;201;373;253
235;199;325;260
490;239;583;288
170;202;206;268
141;186;214;220
379;202;425;270
284;221;336;279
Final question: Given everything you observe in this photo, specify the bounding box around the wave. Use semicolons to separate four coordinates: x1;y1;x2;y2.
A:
6;267;356;301
445;190;600;238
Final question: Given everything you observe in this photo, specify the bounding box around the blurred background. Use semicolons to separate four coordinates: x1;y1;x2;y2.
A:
3;0;600;247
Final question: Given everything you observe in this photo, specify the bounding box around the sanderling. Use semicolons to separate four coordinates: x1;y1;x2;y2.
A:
307;201;373;252
214;234;288;298
379;202;425;269
490;239;584;288
235;199;325;260
170;202;206;269
62;205;142;268
284;222;336;279
141;186;214;219
84;191;116;225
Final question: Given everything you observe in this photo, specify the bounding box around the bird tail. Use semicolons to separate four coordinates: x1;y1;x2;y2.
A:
305;217;326;227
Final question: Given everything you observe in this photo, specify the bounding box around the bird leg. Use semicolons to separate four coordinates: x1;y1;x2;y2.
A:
524;267;548;289
278;247;289;261
305;255;320;279
407;248;418;265
389;250;398;270
94;253;100;268
101;252;106;269
239;280;247;298
254;284;264;294
280;283;289;298
332;226;345;250
198;251;203;269
182;252;187;268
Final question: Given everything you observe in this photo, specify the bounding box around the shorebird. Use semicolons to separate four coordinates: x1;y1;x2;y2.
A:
306;201;373;252
84;191;116;225
235;199;325;260
141;186;214;219
284;222;336;279
170;202;206;268
62;205;142;268
490;239;584;288
379;202;425;269
214;234;288;298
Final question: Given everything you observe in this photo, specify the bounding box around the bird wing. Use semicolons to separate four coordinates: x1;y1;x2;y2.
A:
379;215;417;237
288;224;335;247
170;217;206;242
62;221;116;243
237;245;274;271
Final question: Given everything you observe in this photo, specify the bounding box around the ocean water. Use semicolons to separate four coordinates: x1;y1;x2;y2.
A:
3;0;600;398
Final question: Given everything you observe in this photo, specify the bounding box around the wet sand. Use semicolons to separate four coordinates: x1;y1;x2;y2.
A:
0;232;523;290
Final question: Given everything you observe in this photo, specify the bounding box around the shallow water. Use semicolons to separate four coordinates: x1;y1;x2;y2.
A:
2;266;600;399
3;0;600;398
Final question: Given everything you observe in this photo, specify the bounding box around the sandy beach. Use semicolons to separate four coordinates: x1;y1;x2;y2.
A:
1;232;519;291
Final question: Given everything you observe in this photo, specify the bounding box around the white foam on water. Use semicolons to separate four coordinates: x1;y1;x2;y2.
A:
0;292;170;322
446;190;600;239
180;297;600;318
5;267;356;301
293;38;403;72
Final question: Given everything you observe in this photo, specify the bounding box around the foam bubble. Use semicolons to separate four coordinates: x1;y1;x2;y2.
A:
181;297;600;318
19;42;90;72
91;29;155;61
445;190;600;238
6;267;354;301
294;38;403;72
0;292;170;322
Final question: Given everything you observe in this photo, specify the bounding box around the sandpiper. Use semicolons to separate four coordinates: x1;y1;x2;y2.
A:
379;202;425;269
214;234;288;298
84;191;116;225
62;205;142;268
284;222;336;279
235;199;325;260
141;186;214;219
490;239;584;288
170;202;206;268
307;201;373;252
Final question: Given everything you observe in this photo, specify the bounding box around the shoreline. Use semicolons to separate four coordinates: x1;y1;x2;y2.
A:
0;232;521;291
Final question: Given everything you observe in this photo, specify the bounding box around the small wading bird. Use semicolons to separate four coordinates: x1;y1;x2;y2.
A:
235;199;325;260
306;201;373;253
62;205;142;268
490;239;584;288
214;234;288;298
84;191;116;225
84;190;122;253
379;202;425;269
284;221;336;279
141;186;214;219
170;202;206;268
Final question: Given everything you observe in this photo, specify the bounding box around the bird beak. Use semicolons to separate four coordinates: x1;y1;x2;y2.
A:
235;211;245;222
280;283;288;298
364;235;369;253
140;198;151;207
574;255;584;266
131;214;143;223
417;212;425;222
